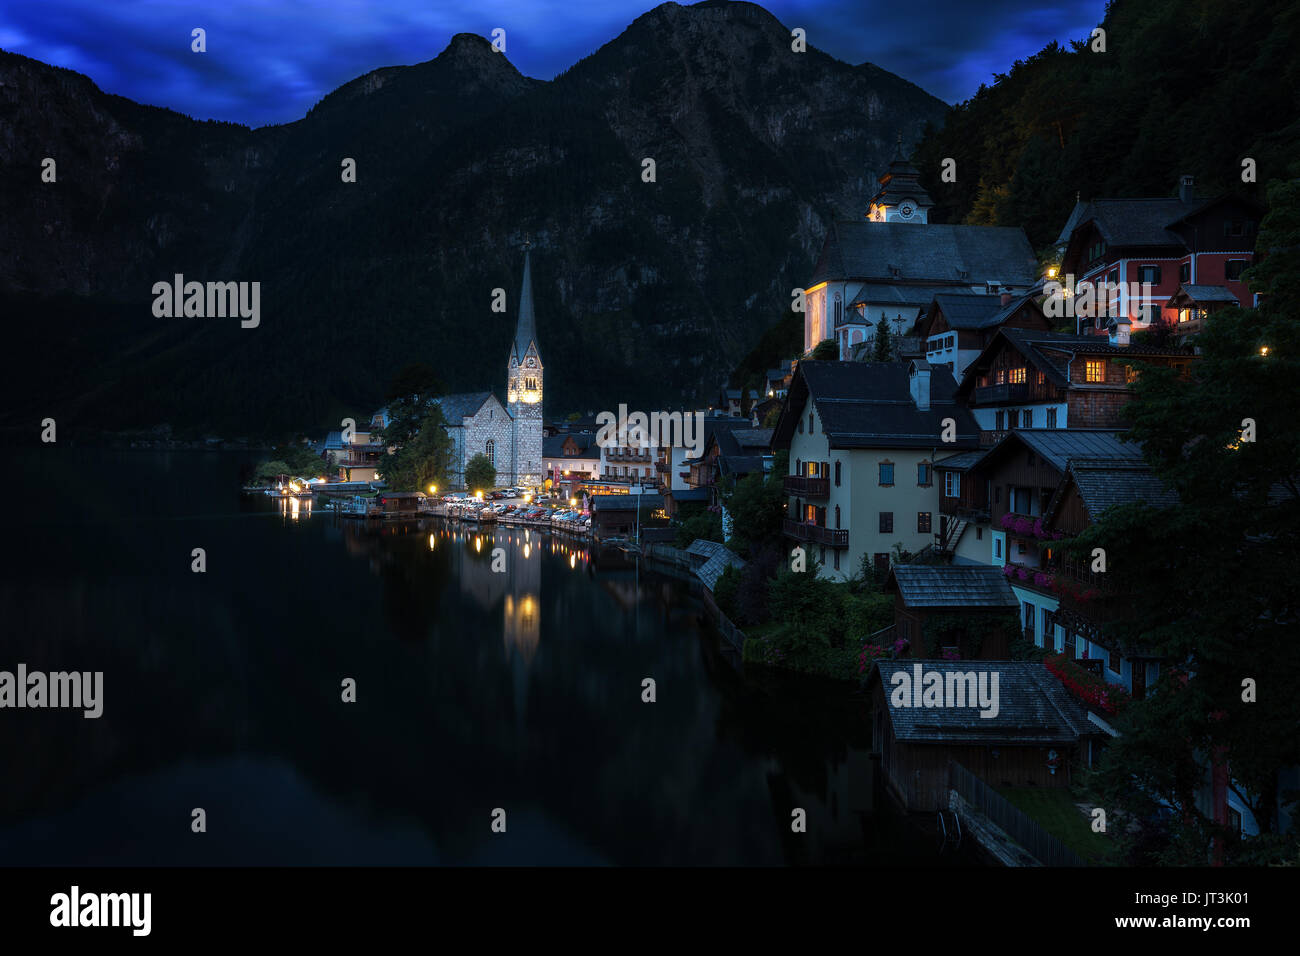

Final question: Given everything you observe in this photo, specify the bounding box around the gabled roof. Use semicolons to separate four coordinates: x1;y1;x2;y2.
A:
869;660;1094;744
1048;458;1179;522
773;360;980;450
977;429;1141;474
543;432;598;457
1168;284;1240;305
696;548;746;590
928;293;1005;330
1065;197;1198;248
933;449;985;472
435;391;499;423
887;565;1018;609
810;222;1038;287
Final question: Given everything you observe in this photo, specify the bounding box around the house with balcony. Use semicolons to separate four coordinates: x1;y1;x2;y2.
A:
883;565;1020;659
600;438;656;485
772;359;979;580
919;291;1053;380
1055;175;1263;335
1164;284;1243;338
954;326;1195;443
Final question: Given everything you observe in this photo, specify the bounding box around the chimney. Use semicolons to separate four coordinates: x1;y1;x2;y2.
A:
1000;291;1012;306
1108;317;1131;347
909;362;931;410
1179;174;1195;202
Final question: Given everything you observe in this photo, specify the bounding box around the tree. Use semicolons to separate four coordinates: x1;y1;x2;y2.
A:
724;452;788;558
1084;177;1300;862
254;460;292;482
810;338;838;360
873;318;893;361
379;363;445;448
465;453;497;493
379;406;453;492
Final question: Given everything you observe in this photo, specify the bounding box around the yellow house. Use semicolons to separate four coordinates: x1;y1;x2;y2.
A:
772;360;981;581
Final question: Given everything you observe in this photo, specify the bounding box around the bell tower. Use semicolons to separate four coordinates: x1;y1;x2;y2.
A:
507;243;544;488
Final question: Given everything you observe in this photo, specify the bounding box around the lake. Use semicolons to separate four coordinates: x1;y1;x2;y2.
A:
0;449;976;866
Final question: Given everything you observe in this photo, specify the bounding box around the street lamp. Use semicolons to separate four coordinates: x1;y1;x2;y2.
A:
429;484;437;495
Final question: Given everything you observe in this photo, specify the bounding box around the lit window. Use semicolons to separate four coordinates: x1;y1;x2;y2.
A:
1009;368;1026;384
1085;360;1105;383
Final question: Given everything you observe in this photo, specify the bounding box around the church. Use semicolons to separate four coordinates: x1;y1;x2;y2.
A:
804;150;1041;360
426;249;545;490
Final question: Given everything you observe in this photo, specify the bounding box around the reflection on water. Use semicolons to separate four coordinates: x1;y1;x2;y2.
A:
0;449;979;867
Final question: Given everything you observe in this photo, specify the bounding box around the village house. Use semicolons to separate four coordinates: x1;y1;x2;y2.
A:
772;360;979;580
1055;175;1264;335
543;431;600;494
919;290;1054;379
804;153;1040;359
883;565;1020;660
954;325;1195;444
868;660;1098;812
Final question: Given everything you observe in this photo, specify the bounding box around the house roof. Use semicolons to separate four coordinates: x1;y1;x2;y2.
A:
668;488;711;503
870;660;1094;744
850;284;985;310
888;565;1019;608
696;549;746;590
1169;284;1240;305
1050;459;1180;521
982;429;1142;474
933;449;986;472
543;432;598;457
773;360;981;450
928;293;1005;330
590;494;664;512
434;391;499;423
1065;197;1198;248
686;538;728;559
810;222;1038;287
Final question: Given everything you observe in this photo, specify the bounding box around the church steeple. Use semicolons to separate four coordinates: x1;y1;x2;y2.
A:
868;138;933;224
512;244;541;366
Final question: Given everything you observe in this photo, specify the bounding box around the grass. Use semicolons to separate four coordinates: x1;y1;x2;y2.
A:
996;785;1120;865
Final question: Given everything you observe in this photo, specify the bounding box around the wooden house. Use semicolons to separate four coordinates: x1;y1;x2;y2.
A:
884;565;1019;659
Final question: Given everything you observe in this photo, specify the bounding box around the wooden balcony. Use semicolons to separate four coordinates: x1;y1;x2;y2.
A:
782;518;848;549
783;475;830;497
939;499;989;520
974;382;1030;404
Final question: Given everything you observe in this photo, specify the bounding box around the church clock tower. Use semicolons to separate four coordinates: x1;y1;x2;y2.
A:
867;142;934;224
507;245;544;489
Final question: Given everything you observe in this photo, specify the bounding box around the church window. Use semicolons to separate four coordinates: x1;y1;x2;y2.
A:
833;293;842;326
486;440;495;466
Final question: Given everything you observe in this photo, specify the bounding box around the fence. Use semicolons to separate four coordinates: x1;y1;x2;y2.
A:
948;761;1086;867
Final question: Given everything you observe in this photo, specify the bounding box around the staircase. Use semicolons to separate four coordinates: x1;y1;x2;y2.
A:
937;516;968;553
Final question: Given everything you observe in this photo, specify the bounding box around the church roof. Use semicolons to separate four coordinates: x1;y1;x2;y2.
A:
810;222;1038;287
434;391;499;423
513;249;540;364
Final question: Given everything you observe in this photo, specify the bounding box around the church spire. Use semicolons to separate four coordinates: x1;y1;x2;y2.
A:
513;243;539;364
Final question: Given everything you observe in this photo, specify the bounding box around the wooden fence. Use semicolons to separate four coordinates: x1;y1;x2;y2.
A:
948;761;1086;867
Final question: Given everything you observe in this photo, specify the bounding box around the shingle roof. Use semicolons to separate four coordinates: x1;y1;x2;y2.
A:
1064;459;1180;517
810;222;1038;286
1068;197;1199;247
850;284;986;309
888;565;1018;608
1173;284;1240;304
933;450;985;471
773;361;981;450
718;454;767;477
929;293;1004;329
1005;429;1142;472
871;660;1094;743
729;428;773;450
686;538;728;559
434;391;497;423
696;549;746;590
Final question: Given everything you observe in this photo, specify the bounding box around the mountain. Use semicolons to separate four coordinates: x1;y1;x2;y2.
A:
0;0;946;439
912;0;1300;251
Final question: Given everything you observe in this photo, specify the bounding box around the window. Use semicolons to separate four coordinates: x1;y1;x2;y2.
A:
485;439;495;466
879;512;893;533
1107;268;1119;286
834;460;841;487
809;413;815;433
994;537;1002;559
1009;367;1026;384
804;504;817;522
1047;408;1058;428
995;410;1005;430
1145;301;1162;323
834;505;841;528
1008;409;1019;428
1043;609;1057;650
917;463;931;486
833;550;840;571
1179;262;1190;283
1226;259;1247;281
879;462;894;486
1138;265;1161;285
944;472;961;497
994;485;1001;503
833;293;842;325
1126;365;1139;384
1226;220;1244;238
1107;653;1123;678
918;512;931;533
1024;602;1035;632
873;553;890;573
1023;409;1033;428
994;369;1007;385
1085;360;1105;383
976;527;983;540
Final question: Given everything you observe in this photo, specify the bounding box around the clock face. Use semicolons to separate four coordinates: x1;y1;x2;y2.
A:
899;202;914;219
526;358;536;367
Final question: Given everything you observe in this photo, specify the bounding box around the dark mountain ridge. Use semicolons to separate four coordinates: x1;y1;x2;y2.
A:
0;0;946;438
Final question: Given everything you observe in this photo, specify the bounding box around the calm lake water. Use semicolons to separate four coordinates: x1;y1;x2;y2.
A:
0;449;976;866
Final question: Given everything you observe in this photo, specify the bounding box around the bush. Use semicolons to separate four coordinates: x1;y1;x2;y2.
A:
713;564;741;621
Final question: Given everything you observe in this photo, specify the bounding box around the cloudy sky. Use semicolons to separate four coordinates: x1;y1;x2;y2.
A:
0;0;1104;127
